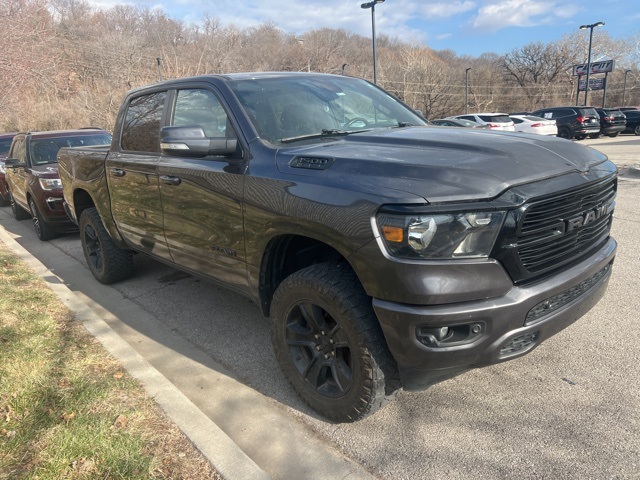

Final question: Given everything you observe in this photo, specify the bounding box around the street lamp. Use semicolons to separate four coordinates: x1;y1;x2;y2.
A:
361;0;385;84
465;67;472;114
622;69;632;106
579;21;605;106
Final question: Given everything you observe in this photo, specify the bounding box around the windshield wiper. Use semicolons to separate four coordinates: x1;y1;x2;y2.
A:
396;122;418;128
280;129;366;144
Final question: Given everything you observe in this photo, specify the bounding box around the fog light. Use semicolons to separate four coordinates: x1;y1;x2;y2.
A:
416;322;485;348
419;326;450;341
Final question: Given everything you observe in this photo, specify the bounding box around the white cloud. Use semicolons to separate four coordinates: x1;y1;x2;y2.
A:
419;1;477;17
469;0;558;32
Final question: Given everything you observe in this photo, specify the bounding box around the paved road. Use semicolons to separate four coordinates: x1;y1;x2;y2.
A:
1;134;638;479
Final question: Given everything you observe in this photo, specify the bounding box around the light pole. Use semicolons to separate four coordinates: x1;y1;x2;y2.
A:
465;67;472;114
361;0;385;84
622;69;632;106
579;21;605;106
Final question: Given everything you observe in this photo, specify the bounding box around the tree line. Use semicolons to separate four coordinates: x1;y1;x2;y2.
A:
1;0;639;132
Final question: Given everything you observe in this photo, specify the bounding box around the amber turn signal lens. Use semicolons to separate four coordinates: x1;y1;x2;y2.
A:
382;226;403;243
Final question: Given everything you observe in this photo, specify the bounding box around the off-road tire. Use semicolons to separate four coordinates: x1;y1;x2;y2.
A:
30;198;58;241
79;207;133;284
9;190;30;220
270;262;400;423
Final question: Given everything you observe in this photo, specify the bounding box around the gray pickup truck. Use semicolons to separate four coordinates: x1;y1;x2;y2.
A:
58;72;617;422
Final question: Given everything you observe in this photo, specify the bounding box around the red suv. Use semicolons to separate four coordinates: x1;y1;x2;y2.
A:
0;132;18;206
4;129;112;240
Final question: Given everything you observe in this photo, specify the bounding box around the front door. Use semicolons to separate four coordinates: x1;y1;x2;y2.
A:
6;137;29;209
158;87;248;292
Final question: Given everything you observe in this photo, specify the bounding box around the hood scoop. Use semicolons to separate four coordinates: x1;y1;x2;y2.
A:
289;156;335;170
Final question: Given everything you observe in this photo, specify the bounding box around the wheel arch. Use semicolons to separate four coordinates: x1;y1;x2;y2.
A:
71;187;125;246
258;234;357;317
72;187;97;222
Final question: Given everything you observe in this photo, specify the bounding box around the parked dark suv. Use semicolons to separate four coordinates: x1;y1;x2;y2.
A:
0;132;18;206
593;109;626;138
531;106;600;140
622;110;640;135
4;129;112;240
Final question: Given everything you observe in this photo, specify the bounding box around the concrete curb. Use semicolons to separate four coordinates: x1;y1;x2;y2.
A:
0;226;270;480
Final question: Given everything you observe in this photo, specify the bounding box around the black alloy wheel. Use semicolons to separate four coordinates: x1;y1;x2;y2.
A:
29;198;58;241
9;190;30;220
557;127;572;139
79;207;133;284
270;262;399;422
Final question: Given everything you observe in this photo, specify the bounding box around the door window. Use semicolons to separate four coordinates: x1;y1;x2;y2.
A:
11;138;26;163
121;91;167;153
172;89;228;138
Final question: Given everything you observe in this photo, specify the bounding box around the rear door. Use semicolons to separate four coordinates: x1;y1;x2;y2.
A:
107;90;171;260
6;136;29;209
158;86;249;292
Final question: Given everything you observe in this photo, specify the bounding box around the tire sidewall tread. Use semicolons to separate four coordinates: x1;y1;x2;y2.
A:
30;198;58;241
270;262;398;423
79;207;133;284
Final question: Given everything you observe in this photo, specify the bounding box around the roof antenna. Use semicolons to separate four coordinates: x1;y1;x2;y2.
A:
156;57;163;82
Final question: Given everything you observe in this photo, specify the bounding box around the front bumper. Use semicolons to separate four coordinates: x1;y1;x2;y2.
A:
373;237;616;390
38;194;76;230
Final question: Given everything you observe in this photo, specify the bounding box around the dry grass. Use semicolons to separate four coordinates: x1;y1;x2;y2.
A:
0;244;222;479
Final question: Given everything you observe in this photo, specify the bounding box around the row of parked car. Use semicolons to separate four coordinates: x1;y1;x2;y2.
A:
430;106;640;140
0;129;112;240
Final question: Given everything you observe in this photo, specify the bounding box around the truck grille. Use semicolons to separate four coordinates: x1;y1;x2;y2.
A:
495;176;616;284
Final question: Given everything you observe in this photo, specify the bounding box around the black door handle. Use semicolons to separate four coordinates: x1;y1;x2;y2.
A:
110;168;125;177
160;175;181;186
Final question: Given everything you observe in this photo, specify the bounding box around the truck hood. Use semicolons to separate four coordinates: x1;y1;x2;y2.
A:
30;164;60;178
275;127;609;203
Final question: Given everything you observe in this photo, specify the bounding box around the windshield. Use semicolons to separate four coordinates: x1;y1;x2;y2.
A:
479;114;511;123
29;133;112;166
578;108;598;117
229;75;427;144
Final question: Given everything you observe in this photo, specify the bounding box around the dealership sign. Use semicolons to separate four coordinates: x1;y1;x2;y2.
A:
578;77;606;91
573;60;615;76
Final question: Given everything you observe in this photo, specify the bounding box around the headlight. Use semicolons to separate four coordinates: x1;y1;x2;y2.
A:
38;178;62;190
376;209;506;259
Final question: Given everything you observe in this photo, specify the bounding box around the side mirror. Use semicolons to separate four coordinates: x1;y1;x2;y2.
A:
4;158;26;168
160;125;237;157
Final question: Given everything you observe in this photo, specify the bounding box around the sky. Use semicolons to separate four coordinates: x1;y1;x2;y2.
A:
88;0;640;58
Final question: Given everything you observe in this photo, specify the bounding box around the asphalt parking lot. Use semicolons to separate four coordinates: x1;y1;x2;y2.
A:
1;134;639;479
